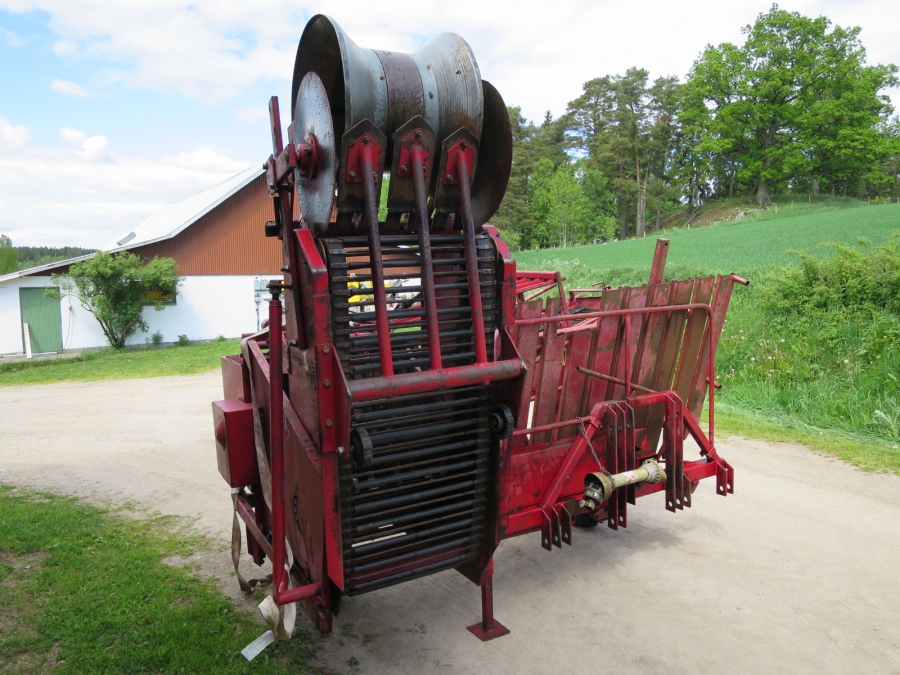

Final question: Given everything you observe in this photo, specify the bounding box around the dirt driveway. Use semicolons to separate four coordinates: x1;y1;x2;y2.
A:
1;373;899;675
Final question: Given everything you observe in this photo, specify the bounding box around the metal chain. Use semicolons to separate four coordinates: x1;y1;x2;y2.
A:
578;418;610;476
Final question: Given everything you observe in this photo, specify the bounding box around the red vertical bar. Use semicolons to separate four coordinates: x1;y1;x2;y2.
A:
268;287;286;594
412;146;442;370
457;154;488;364
360;142;394;376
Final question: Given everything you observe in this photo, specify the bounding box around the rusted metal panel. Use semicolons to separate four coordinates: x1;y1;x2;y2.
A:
531;298;565;444
672;276;715;414
689;275;735;419
510;300;544;449
644;279;696;452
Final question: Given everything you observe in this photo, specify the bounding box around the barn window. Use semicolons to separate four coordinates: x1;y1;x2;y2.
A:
144;289;176;304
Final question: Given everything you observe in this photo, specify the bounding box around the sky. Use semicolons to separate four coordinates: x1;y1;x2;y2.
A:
1;0;898;248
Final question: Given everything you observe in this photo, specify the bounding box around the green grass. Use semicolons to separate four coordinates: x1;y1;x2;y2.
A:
715;405;900;473
0;339;240;387
514;202;900;473
515;201;900;274
0;485;321;674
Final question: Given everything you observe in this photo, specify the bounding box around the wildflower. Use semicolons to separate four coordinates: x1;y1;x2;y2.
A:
780;338;785;343
767;356;773;360
843;359;850;364
751;357;756;361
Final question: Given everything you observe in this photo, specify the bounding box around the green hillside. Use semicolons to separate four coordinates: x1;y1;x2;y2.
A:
514;202;900;275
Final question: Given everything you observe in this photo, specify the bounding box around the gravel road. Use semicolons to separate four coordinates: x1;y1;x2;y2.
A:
1;372;898;675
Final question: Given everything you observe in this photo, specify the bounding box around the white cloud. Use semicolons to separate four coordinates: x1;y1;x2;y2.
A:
58;127;110;161
59;127;85;143
52;40;78;55
4;0;898;115
233;106;270;124
0;129;252;246
76;135;109;161
161;147;250;173
51;79;92;97
0;116;29;148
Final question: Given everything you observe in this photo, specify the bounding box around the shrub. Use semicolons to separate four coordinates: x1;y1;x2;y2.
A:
175;334;191;347
149;330;164;346
50;251;182;349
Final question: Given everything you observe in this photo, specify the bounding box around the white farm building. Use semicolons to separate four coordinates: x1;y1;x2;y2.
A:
0;166;284;356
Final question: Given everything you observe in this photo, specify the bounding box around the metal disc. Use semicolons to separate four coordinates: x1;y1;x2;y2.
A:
471;80;512;227
292;72;336;234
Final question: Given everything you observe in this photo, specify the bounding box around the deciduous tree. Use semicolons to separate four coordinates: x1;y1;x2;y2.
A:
683;5;898;205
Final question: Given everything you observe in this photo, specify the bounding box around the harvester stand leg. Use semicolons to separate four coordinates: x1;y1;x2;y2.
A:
467;570;510;641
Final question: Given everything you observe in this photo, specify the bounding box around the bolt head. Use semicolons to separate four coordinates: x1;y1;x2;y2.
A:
461;142;468;150
446;174;453;181
400;164;409;173
363;135;370;144
349;171;356;178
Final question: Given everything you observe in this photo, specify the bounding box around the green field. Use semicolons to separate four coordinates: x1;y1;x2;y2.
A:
0;339;240;387
512;201;900;472
515;201;900;274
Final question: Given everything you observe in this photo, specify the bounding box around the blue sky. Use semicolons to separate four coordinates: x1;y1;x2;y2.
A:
1;0;897;248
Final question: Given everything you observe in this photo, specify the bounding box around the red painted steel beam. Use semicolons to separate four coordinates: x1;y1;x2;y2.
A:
347;359;522;403
412;145;442;370
235;495;274;560
360;136;394;376
456;149;488;364
267;287;289;599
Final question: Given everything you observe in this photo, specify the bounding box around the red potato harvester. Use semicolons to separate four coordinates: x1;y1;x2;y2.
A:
212;14;747;641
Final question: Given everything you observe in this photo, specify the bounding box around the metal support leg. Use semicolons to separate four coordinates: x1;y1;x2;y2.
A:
466;570;510;641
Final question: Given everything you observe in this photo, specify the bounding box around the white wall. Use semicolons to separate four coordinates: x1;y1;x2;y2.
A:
0;274;280;355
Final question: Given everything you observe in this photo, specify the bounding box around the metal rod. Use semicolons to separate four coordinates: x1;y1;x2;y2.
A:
624;314;631;398
413;145;442;370
515;302;712;326
347;360;522;403
456;153;488;363
360;140;394;376
268;286;287;597
480;574;495;631
576;366;656;395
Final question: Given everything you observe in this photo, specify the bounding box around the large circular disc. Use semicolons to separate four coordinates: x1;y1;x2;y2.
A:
471;80;512;227
292;72;335;234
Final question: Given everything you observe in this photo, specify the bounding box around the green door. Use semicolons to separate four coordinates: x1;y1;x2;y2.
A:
20;287;63;353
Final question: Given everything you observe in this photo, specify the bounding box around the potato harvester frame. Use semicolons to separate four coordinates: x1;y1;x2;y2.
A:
212;14;745;641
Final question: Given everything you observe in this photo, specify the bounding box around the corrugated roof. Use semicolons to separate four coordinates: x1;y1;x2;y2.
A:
0;165;265;284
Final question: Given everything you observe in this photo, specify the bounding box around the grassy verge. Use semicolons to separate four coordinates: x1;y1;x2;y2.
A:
715;406;900;474
0;485;322;674
0;339;240;387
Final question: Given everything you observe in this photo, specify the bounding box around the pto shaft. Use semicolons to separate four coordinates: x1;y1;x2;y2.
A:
580;459;666;511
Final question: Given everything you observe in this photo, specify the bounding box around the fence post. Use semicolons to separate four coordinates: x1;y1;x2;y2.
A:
23;323;32;359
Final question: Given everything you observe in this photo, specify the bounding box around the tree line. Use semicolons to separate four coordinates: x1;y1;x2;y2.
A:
492;5;900;250
0;235;97;274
